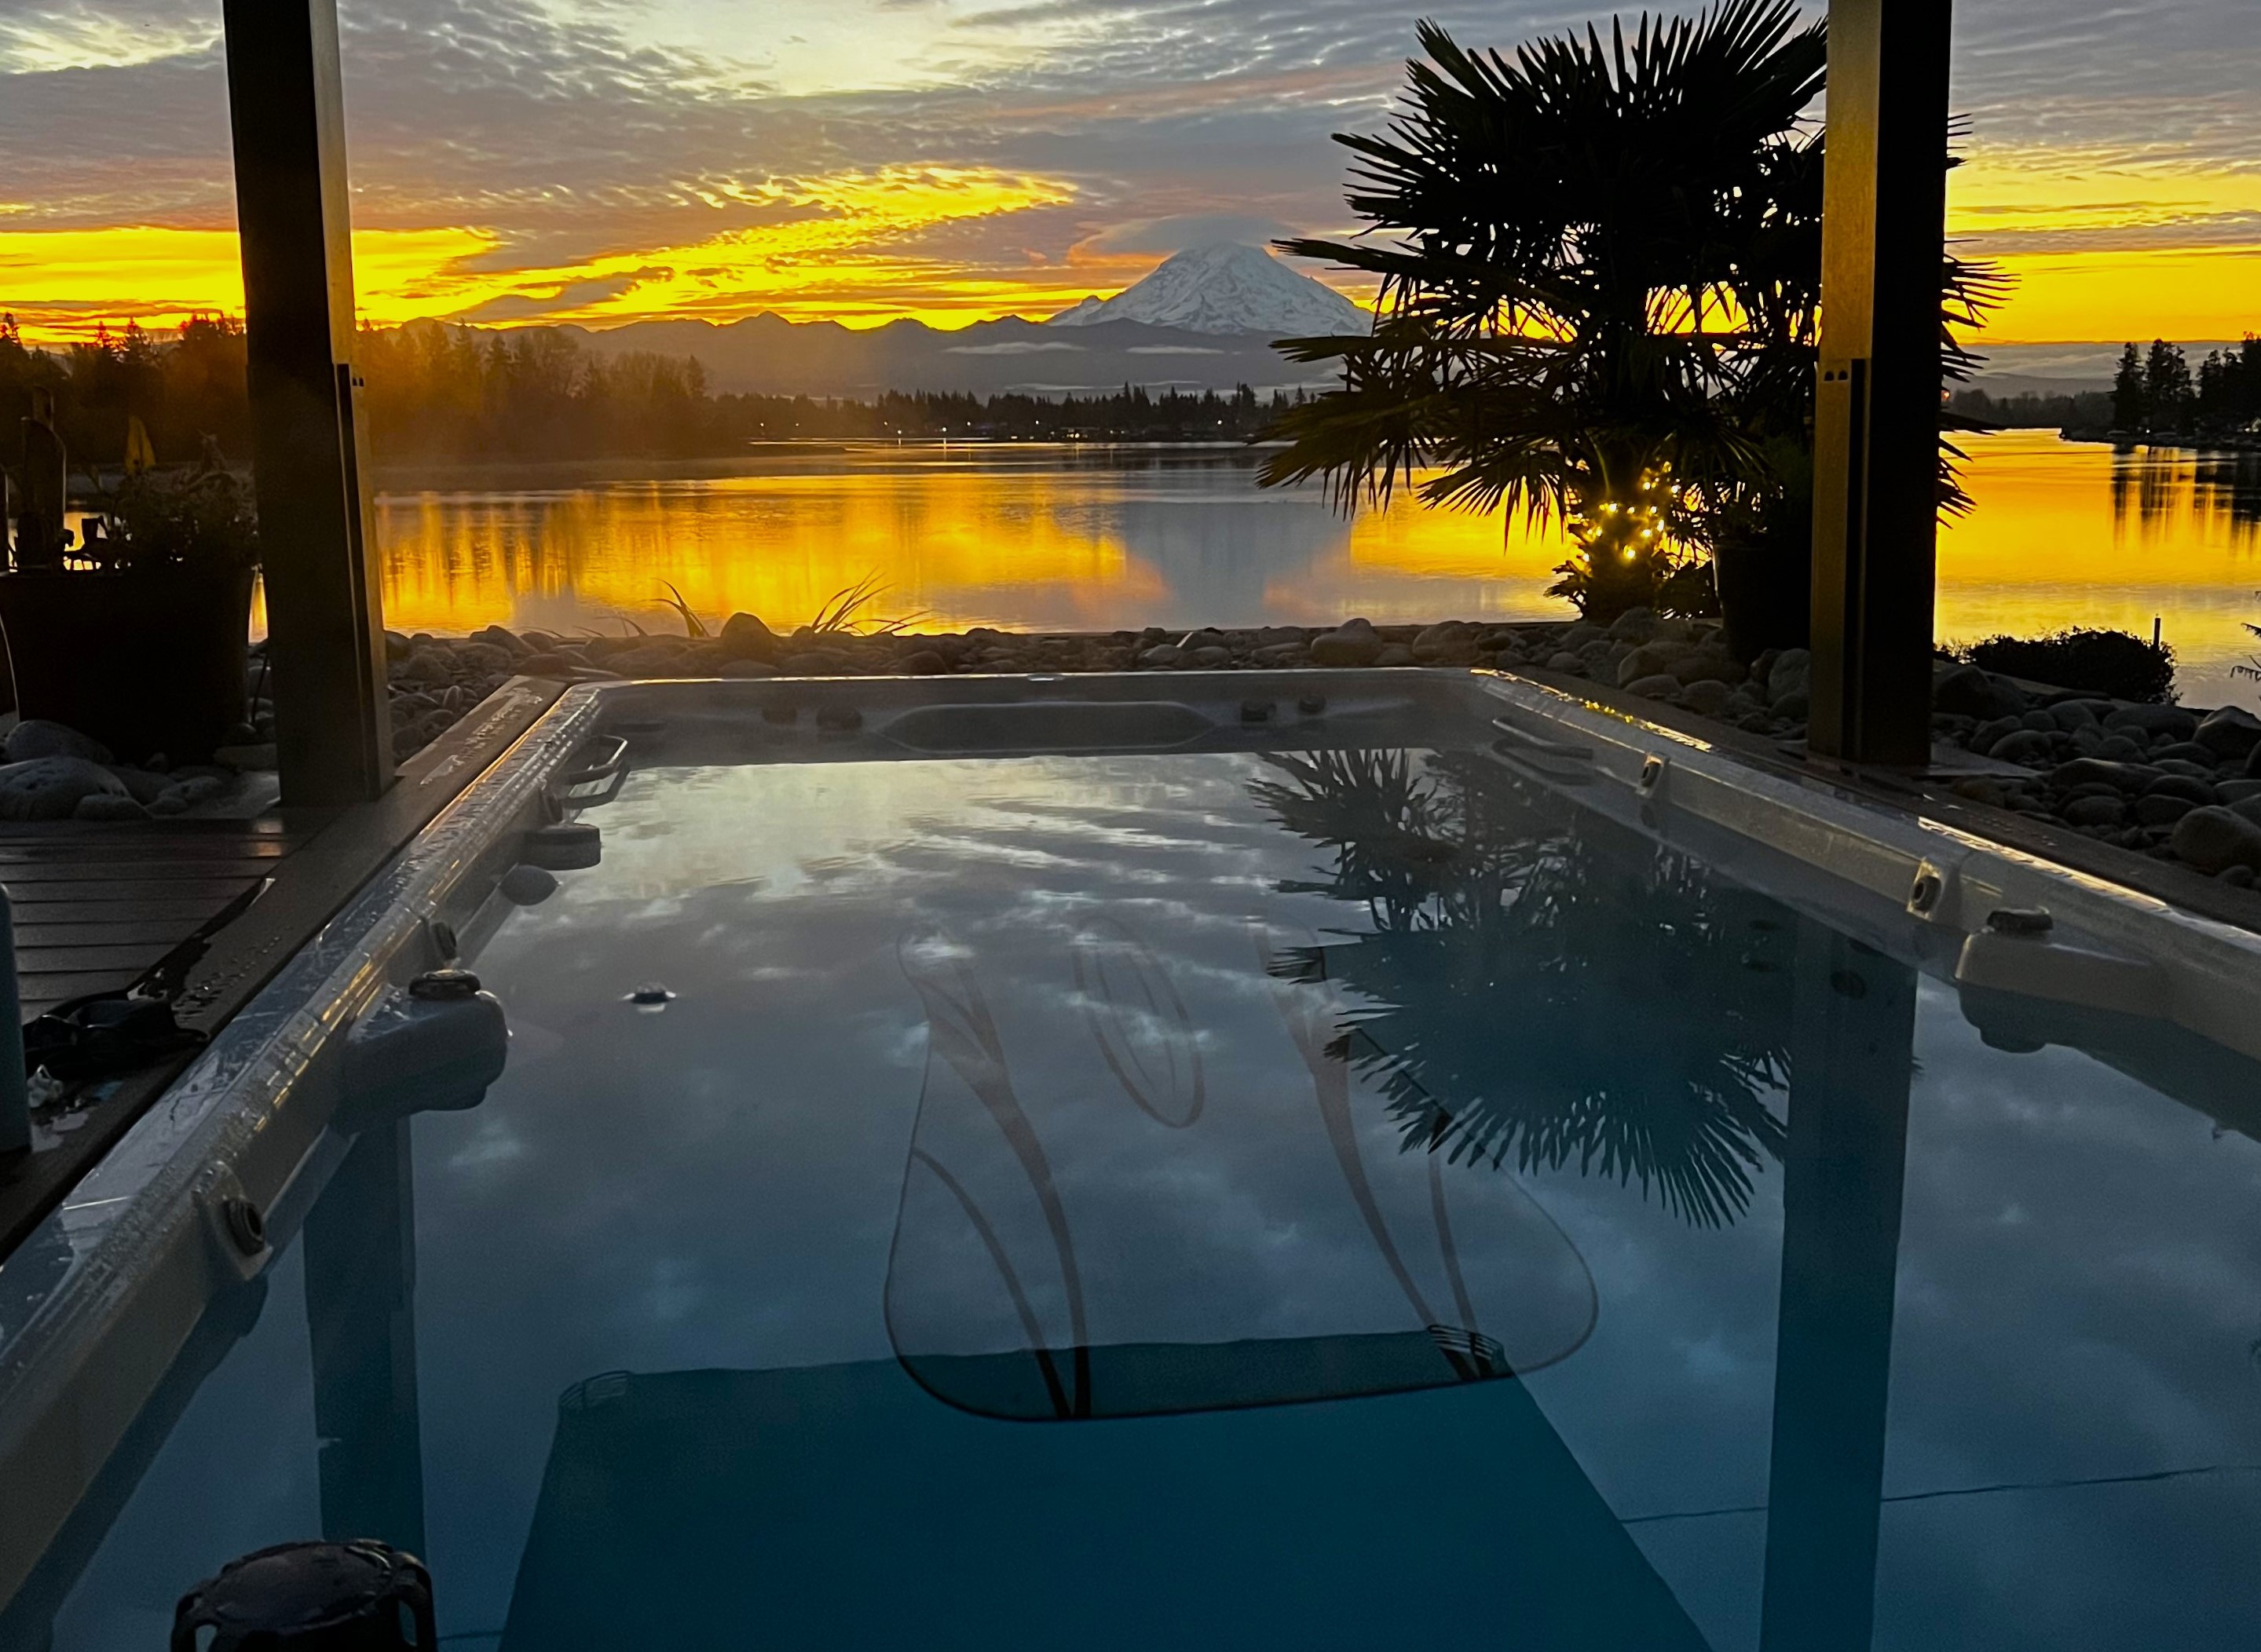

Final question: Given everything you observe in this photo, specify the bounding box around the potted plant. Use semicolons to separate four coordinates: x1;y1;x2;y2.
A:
0;447;258;765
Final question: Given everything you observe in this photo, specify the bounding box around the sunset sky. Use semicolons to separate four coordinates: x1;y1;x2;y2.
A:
0;0;2253;345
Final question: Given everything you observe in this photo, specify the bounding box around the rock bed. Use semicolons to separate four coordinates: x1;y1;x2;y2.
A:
385;609;2261;886
0;720;254;822
1461;610;2261;886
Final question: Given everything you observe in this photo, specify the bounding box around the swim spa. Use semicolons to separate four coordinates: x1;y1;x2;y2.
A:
4;668;2261;1650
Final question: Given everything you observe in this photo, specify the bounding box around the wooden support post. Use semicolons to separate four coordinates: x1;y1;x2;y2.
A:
222;0;393;804
305;1122;428;1557
1807;0;1954;766
1758;923;1916;1650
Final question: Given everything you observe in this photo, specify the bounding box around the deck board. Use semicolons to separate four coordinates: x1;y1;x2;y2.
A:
0;674;571;1262
2;835;286;1011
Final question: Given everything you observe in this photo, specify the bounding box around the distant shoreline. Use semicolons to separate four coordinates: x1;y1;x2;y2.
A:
368;440;1286;493
2054;427;2261;454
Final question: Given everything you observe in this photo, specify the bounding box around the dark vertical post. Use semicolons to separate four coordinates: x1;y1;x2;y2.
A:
1758;925;1917;1650
222;0;393;804
304;1122;427;1555
1807;0;1954;766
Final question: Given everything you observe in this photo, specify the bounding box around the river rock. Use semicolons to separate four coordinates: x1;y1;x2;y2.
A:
0;757;129;821
1191;645;1235;668
107;767;173;806
452;641;517;677
1607;607;1660;643
2170;806;2261;874
2062;795;2126;828
2105;703;2198;740
393;648;456;687
148;773;226;816
1679;678;1734;717
1767;649;1813;705
1951;777;2010;807
2049;758;2159;794
1988;729;2056;766
73;792;149;822
2145;773;2219;805
1413;622;1482;664
1615;640;1691;687
2134;793;2197;826
1670;648;1743;685
719;612;779;660
609;644;694;675
4;720;115;765
1309;620;1384;668
1625;673;1681;700
1138;644;1187;668
2195;707;2261;761
718;658;777;678
1375;644;1417;667
1932;663;2025;721
2152;740;2220;769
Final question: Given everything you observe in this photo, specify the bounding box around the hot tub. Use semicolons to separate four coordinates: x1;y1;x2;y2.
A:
4;668;2260;1650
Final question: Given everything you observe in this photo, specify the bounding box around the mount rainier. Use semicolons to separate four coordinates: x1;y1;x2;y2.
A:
1048;243;1369;337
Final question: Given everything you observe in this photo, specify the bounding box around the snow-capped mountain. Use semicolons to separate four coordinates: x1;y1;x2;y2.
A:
1048;242;1368;337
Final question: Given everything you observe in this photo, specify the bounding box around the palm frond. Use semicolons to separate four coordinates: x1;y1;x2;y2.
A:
1263;3;1986;624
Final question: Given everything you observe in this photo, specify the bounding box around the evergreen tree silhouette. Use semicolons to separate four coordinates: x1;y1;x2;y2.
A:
2142;338;2192;433
2111;342;2145;430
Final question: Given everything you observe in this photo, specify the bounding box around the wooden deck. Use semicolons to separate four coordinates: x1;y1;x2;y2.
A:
3;818;304;1020
0;676;570;1256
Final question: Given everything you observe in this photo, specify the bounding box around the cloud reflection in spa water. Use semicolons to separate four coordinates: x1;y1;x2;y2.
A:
28;744;2261;1652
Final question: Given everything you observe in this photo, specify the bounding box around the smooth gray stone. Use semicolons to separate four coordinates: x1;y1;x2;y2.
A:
4;719;113;766
0;756;129;821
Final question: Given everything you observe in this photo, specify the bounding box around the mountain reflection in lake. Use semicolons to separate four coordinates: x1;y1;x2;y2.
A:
349;430;2261;707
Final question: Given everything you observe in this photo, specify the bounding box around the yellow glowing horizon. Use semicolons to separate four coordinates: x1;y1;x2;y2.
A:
1;174;2254;348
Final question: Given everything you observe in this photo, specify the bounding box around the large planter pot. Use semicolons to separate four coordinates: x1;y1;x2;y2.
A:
0;565;255;764
1713;532;1811;663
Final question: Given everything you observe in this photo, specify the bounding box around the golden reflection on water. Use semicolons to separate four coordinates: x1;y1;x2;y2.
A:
358;432;2261;705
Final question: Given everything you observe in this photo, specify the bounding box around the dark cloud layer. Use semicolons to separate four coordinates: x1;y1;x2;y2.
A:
0;0;2252;332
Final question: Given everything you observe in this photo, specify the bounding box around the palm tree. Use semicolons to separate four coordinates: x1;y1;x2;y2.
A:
1251;750;1794;1226
1260;1;1996;639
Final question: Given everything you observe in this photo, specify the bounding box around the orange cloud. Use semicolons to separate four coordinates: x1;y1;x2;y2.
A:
1974;243;2261;345
1948;144;2261;342
4;144;2252;346
0;166;1096;342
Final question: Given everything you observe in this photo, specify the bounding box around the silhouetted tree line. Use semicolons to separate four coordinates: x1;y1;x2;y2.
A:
730;383;1290;443
2109;335;2261;438
1945;387;2115;430
0;315;252;470
0;314;1297;471
1945;338;2259;441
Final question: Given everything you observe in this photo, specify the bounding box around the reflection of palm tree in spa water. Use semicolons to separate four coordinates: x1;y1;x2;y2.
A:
1250;750;1793;1226
897;931;1092;1417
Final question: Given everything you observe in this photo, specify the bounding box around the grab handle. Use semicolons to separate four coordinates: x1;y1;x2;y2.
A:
550;734;631;809
2;889;28;1157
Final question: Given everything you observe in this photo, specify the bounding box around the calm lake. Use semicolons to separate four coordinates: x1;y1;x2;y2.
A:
356;430;2261;707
